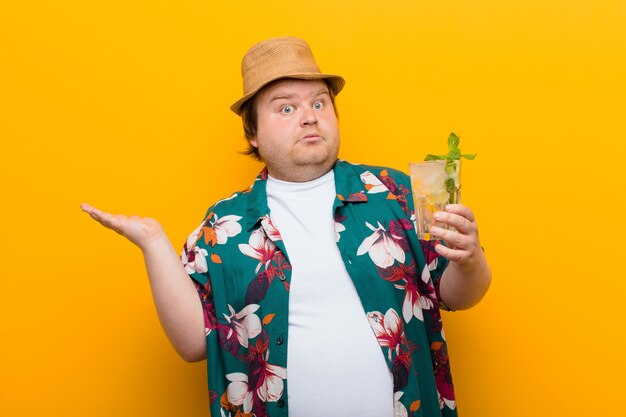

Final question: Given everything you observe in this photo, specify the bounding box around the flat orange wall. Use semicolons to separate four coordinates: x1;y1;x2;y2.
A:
2;1;625;416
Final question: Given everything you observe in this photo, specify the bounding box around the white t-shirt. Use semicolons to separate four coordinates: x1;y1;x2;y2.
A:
266;170;394;417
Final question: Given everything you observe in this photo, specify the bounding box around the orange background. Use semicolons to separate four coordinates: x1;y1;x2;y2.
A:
1;1;625;416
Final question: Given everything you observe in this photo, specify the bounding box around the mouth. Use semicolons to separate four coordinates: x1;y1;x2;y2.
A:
300;134;322;142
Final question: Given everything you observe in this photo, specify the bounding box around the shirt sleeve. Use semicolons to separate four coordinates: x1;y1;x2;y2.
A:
180;212;213;287
192;278;217;335
180;241;210;286
180;213;217;332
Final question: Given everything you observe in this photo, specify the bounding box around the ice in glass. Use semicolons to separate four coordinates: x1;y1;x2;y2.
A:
409;160;461;240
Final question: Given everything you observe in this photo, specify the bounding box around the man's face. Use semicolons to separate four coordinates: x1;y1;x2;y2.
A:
251;78;340;182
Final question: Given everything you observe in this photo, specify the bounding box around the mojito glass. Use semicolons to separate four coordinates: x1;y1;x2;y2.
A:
409;160;461;240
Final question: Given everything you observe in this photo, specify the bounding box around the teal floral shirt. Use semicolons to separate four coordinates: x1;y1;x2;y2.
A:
181;160;456;417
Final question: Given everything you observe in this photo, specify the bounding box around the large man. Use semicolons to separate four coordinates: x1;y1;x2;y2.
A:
82;37;491;417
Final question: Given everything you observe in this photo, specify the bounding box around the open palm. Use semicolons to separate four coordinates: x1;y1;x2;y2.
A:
80;203;165;250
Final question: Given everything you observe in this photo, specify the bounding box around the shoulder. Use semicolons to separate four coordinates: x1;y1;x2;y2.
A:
200;180;257;218
337;160;413;217
209;191;247;216
337;159;407;178
338;159;411;190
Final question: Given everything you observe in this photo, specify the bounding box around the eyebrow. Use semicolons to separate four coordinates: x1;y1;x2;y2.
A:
269;89;329;103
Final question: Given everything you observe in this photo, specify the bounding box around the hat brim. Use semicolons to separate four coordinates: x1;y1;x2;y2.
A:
230;73;345;116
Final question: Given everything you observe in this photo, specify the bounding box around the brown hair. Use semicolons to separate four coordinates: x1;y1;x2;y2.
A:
240;79;338;161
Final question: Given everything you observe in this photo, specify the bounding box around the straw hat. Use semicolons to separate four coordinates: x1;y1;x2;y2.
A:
230;36;345;115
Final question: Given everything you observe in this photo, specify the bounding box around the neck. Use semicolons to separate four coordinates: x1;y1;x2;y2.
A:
266;161;336;183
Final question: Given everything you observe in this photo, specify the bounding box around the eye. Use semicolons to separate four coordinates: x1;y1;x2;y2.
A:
313;100;324;110
281;105;294;114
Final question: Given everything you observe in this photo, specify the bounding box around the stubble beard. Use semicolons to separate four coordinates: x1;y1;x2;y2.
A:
265;138;339;182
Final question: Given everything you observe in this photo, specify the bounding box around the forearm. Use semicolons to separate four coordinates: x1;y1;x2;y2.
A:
439;250;492;311
141;236;206;362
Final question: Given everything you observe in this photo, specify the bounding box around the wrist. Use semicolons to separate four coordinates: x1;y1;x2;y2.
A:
139;232;171;254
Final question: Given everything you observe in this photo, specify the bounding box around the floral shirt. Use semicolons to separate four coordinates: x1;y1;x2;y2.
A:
181;160;457;417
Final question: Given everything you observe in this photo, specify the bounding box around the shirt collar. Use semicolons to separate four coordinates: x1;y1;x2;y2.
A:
245;167;270;231
244;160;370;232
332;159;370;207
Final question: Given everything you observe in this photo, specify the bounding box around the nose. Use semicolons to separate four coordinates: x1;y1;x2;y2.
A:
300;107;318;126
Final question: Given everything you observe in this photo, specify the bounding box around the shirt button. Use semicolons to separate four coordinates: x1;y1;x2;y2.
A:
278;399;285;408
276;336;284;345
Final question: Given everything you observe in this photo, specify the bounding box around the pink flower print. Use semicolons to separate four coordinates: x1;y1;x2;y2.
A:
387;219;412;253
223;304;262;348
420;239;442;271
250;349;287;403
393;391;408;417
420;263;432;283
260;215;282;242
225;350;287;412
181;243;208;274
360;171;388;194
185;220;204;250
334;221;346;242
212;214;243;244
225;372;254;413
357;222;406;268
432;341;456;410
196;213;242;247
193;281;217;336
238;228;279;273
334;213;346;242
367;308;405;361
380;169;401;196
376;261;432;322
184;212;242;251
394;277;424;324
417;265;438;311
392;264;431;323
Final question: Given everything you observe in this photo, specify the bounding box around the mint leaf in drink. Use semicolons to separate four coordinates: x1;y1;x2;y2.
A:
444;160;457;175
445;177;456;193
448;148;461;160
448;132;460;150
424;132;476;163
423;132;476;205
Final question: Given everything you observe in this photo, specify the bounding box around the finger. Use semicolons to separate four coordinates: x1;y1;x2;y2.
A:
80;203;102;216
88;208;124;233
433;211;475;234
86;210;111;229
87;210;102;223
430;226;468;249
103;213;125;233
434;243;468;262
444;204;475;223
80;203;92;213
81;203;106;219
86;207;106;223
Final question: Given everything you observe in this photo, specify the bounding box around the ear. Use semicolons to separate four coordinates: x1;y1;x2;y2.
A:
250;137;258;148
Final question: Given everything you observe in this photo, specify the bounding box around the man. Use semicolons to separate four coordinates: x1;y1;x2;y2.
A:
82;36;491;417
